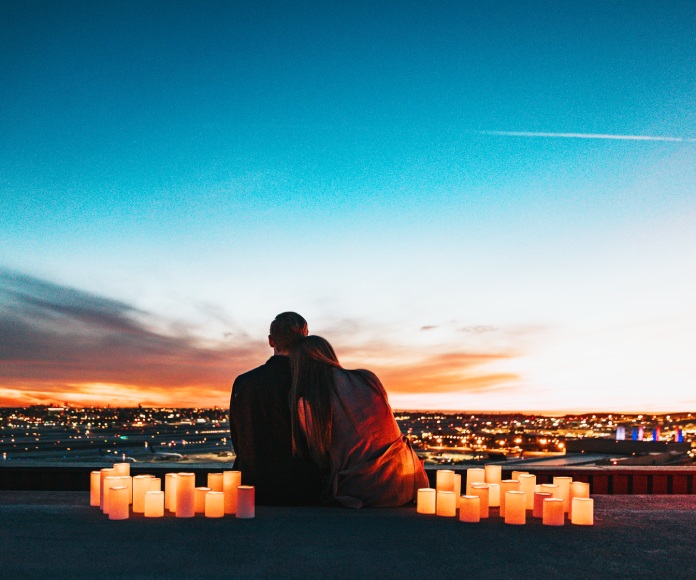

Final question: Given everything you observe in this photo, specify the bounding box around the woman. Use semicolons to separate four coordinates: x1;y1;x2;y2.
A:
289;335;428;508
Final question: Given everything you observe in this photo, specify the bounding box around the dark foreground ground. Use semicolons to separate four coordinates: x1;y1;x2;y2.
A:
1;492;695;579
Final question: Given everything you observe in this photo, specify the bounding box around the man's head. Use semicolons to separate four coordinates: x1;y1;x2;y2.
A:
269;312;308;354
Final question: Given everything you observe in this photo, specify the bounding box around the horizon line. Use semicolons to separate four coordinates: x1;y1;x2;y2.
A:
479;130;696;143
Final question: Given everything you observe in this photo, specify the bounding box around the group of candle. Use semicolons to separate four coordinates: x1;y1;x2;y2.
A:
417;466;594;526
90;463;255;521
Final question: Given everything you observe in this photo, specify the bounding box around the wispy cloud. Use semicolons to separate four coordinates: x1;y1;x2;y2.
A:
480;130;696;143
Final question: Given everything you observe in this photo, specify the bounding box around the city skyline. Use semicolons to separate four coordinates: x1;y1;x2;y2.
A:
2;1;695;412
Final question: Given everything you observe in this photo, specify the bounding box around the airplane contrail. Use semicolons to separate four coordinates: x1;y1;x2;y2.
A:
480;130;696;143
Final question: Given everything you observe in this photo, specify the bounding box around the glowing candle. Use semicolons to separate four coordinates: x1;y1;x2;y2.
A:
541;483;559;499
459;496;480;523
465;468;485;495
144;491;164;518
90;471;101;507
132;475;154;513
505;491;526;525
417;488;436;514
484;464;502;485
499;479;520;517
453;474;462;499
487;483;500;507
165;473;178;512
469;483;490;518
205;491;225;518
108;486;129;520
99;468;117;510
223;471;242;514
236;485;255;519
436;470;455;492
518;474;536;509
195;487;211;513
113;462;130;477
553;476;572;513
511;471;528;482
149;477;161;492
533;492;553;518
436;491;457;517
208;473;224;492
176;473;196;518
571;498;594;526
543;498;565;526
535;484;542;493
569;481;590;518
121;475;133;504
103;476;122;514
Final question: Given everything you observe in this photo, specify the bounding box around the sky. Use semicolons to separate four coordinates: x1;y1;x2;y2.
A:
1;0;695;412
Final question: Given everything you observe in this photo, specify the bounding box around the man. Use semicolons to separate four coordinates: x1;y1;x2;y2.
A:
229;312;323;505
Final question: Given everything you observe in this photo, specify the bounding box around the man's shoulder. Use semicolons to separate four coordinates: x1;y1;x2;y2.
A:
233;356;290;392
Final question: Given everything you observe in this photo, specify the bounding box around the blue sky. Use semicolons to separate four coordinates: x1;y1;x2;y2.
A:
1;1;695;410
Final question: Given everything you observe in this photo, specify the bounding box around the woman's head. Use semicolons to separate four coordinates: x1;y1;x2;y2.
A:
290;335;340;370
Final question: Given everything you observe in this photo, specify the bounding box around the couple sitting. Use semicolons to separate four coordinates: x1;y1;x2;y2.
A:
229;312;428;507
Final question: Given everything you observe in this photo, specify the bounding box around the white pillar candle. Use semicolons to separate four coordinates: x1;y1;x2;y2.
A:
499;479;520;517
571;498;594;526
417;488;436;514
195;487;211;513
103;476;122;514
518;474;537;510
484;464;502;485
541;483;560;499
205;491;225;518
176;473;196;518
236;485;255;519
535;484;542;493
459;496;480;523
108;486;129;520
453;474;462;499
436;470;455;492
165;473;178;512
99;468;117;510
504;491;526;525
223;471;242;515
569;481;590;518
149;477;161;492
113;462;130;477
90;471;101;507
465;468;485;495
436;491;457;517
533;492;553;518
511;471;528;482
207;473;224;492
553;477;572;513
144;491;164;518
132;475;154;513
469;483;490;518
487;483;501;507
120;475;133;504
542;498;565;526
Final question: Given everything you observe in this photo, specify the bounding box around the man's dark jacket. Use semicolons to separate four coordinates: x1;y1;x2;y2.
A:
229;355;323;505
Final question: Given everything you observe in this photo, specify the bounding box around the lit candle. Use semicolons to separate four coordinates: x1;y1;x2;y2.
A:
236;485;255;519
518;474;536;510
541;483;559;499
208;472;224;492
436;491;457;517
176;473;196;518
459;496;480;523
90;471;101;507
484;464;502;485
144;491;164;518
99;467;117;510
511;470;528;482
553;476;572;513
534;484;542;493
542;498;565;526
571;498;594;526
103;475;122;514
132;475;154;513
436;470;455;492
453;474;462;499
417;488;436;514
223;471;242;515
533;492;553;518
499;479;520;517
121;475;133;504
569;481;590;518
504;491;526;525
205;491;225;518
108;486;129;520
165;473;178;512
487;483;500;507
195;487;211;513
113;462;130;477
469;483;490;518
149;477;161;492
465;468;485;495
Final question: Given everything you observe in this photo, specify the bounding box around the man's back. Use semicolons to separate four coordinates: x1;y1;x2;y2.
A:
230;355;322;505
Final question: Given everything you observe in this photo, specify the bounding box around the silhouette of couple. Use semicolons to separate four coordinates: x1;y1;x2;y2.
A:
229;312;428;507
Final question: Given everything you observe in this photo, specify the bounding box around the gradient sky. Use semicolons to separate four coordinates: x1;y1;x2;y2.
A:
1;1;695;412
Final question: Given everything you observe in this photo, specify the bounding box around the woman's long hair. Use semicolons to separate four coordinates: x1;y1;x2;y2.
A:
289;335;341;466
